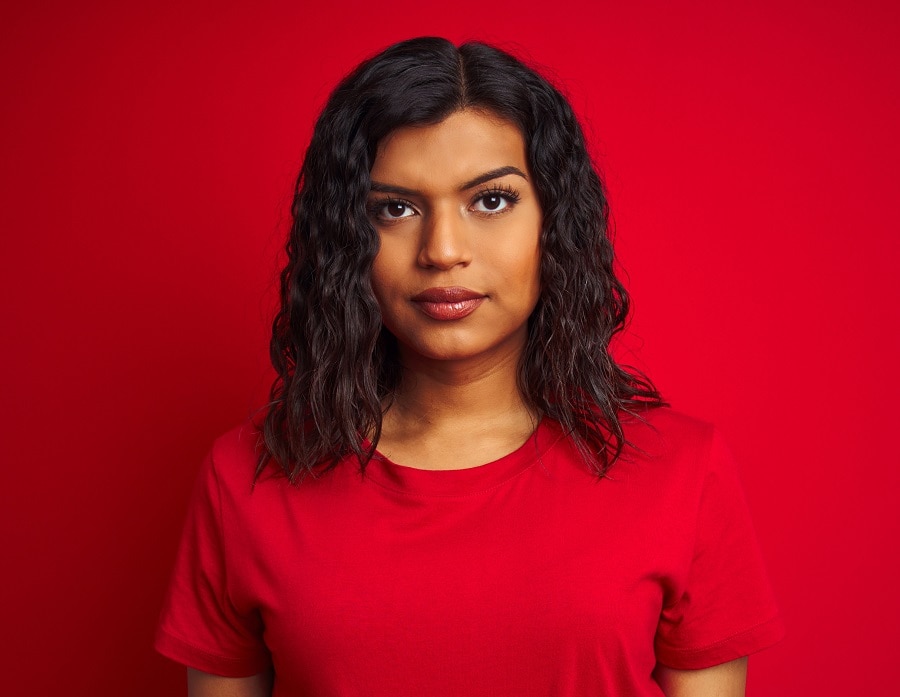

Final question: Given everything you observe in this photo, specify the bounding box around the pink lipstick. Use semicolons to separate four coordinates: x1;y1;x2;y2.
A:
411;287;486;321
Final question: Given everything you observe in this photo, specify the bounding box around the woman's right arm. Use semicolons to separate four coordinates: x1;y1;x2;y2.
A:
187;668;273;697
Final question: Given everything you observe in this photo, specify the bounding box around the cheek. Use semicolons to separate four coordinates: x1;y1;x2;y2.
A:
510;238;542;295
520;247;543;314
369;252;403;316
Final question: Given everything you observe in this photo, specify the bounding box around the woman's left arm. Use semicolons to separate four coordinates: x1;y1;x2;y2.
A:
653;657;747;697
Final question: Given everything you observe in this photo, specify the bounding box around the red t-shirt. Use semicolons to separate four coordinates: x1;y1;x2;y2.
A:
156;409;783;695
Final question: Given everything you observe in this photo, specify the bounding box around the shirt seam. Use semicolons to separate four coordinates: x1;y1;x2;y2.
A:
656;612;782;656
211;444;246;640
660;422;717;611
157;626;267;666
362;428;569;499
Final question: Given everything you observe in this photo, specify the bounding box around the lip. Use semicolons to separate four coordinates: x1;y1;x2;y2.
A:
411;287;486;321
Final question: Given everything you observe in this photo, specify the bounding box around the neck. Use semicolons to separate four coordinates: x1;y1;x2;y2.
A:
376;341;542;470
383;342;538;438
399;358;520;418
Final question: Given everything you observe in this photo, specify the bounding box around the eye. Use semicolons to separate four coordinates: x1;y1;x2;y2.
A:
470;187;521;215
369;199;417;221
474;193;508;212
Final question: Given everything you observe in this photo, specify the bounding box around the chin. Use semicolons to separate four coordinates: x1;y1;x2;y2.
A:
401;333;527;367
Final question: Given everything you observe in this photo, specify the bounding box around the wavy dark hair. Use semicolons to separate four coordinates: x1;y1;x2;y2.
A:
260;36;664;482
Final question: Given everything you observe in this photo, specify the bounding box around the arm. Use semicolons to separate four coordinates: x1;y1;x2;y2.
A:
187;668;273;697
653;657;747;697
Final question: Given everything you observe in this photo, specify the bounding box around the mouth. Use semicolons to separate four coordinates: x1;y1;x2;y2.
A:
411;287;486;321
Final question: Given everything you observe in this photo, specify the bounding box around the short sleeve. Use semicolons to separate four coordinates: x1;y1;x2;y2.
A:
154;450;271;676
654;429;785;669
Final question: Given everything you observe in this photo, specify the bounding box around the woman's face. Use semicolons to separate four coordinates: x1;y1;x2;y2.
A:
368;109;542;369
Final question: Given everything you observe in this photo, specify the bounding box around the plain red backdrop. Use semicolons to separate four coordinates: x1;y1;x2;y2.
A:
2;0;897;694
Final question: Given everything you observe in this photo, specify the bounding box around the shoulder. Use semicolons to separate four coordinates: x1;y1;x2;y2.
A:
202;421;349;506
209;422;265;473
604;407;735;500
621;406;717;463
195;422;267;504
191;422;308;539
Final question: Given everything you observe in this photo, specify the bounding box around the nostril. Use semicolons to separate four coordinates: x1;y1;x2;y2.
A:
417;218;472;269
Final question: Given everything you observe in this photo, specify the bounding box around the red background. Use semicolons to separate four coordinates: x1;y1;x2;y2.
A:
2;0;897;694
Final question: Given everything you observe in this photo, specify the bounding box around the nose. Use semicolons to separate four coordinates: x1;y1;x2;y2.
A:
417;205;472;270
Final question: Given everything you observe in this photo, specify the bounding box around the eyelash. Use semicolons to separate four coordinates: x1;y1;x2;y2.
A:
473;183;521;212
367;185;522;222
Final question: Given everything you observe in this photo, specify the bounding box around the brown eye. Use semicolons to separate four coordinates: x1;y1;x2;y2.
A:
369;199;416;221
481;194;503;210
472;191;515;214
385;202;410;218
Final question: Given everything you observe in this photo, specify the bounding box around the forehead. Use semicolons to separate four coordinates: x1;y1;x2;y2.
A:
370;109;528;188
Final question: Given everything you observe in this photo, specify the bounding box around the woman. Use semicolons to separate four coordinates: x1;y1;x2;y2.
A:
156;37;783;696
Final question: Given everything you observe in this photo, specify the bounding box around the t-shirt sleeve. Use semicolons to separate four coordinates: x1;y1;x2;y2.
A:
154;449;271;677
654;428;785;669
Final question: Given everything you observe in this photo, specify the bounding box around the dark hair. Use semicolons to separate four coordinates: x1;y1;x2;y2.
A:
260;36;664;482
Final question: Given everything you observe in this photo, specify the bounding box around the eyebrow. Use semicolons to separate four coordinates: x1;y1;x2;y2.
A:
369;166;528;197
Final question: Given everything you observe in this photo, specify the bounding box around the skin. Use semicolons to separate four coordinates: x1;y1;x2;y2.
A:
368;108;543;470
185;109;750;696
187;668;272;697
188;661;748;697
654;657;749;696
